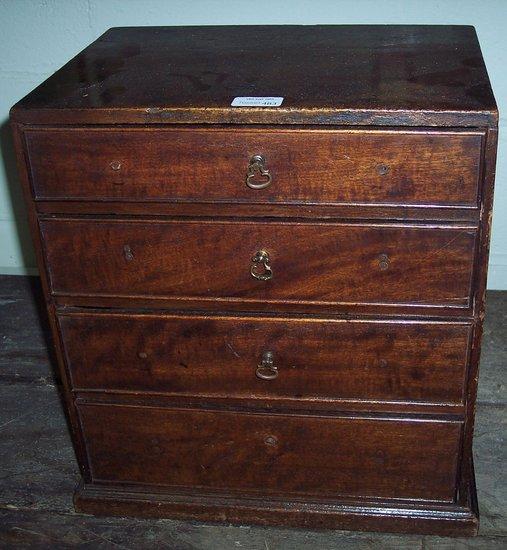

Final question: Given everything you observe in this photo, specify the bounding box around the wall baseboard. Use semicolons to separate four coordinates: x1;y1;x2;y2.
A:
487;255;507;290
0;266;39;276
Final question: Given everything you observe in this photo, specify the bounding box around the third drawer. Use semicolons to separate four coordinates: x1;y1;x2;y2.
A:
59;311;472;406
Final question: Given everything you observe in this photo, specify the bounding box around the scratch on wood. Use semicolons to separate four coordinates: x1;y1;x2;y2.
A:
426;231;470;260
226;339;241;358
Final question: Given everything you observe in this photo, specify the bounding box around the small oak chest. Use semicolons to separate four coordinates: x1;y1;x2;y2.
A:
11;25;498;536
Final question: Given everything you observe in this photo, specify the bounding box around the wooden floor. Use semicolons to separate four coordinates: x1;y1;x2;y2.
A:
0;275;505;549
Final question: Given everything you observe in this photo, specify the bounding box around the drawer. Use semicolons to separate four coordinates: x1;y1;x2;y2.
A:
41;219;476;310
78;403;461;502
26;127;482;207
60;312;471;406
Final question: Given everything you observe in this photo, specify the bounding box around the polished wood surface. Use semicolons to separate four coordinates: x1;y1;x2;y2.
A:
11;25;498;536
59;312;471;405
26;127;483;207
78;403;461;502
41;218;477;310
10;26;497;126
34;200;482;222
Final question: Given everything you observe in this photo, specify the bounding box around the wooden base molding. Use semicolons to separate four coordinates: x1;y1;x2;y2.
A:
74;471;479;536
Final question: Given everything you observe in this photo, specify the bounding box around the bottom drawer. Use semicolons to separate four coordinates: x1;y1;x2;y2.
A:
78;403;461;502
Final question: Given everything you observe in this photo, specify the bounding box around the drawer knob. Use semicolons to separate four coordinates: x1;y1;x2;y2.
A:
246;155;272;189
110;160;122;171
376;163;390;176
264;435;278;447
250;249;273;281
256;350;278;380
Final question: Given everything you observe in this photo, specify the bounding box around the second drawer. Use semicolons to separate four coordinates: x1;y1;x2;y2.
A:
41;218;476;311
59;312;471;406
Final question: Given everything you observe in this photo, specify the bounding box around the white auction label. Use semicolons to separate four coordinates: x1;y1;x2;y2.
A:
231;97;284;107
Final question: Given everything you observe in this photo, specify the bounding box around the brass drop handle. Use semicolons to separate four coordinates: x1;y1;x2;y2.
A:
123;244;134;262
246;155;272;189
256;351;278;380
250;249;273;281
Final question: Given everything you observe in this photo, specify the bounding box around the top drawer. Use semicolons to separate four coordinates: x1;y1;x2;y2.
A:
25;127;483;207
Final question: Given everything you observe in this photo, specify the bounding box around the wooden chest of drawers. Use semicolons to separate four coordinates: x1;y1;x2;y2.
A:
11;25;498;536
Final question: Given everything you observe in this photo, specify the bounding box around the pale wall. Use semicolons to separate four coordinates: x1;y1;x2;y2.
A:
1;0;506;287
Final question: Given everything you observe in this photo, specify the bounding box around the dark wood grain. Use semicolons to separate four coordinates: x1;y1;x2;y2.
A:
77;403;461;502
25;127;483;207
34;200;482;223
40;218;477;310
74;480;479;536
10;26;497;126
59;311;471;406
72;390;465;416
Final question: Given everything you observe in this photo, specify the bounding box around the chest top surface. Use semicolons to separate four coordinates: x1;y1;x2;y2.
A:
11;25;497;127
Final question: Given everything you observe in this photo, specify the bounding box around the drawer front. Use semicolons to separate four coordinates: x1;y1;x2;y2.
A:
60;312;470;405
78;404;461;502
41;219;476;309
26;128;482;207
